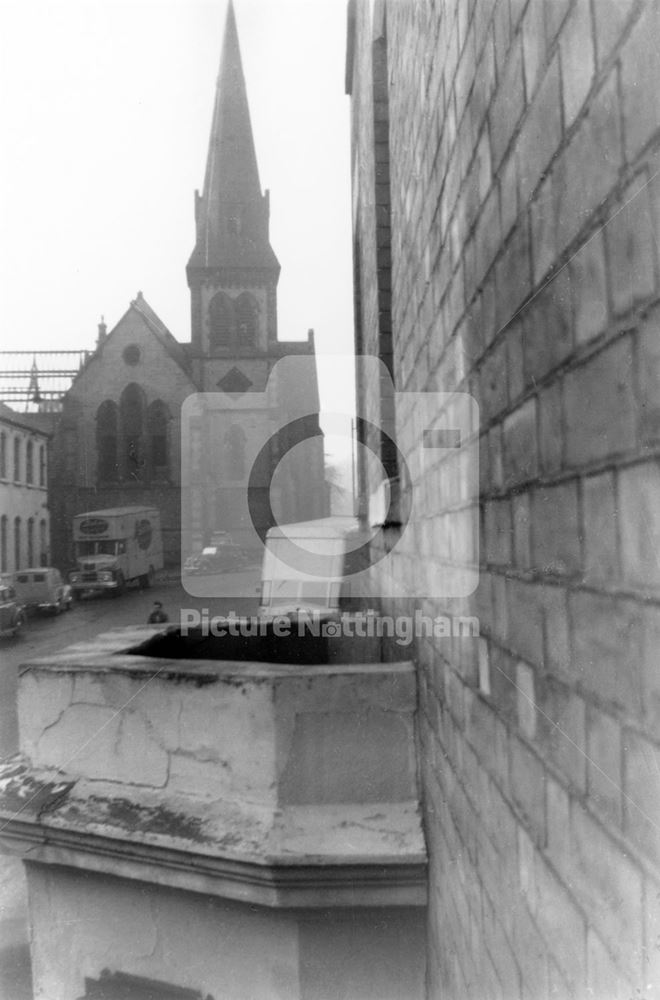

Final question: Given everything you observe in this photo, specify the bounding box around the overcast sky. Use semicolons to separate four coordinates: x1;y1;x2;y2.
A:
0;0;355;433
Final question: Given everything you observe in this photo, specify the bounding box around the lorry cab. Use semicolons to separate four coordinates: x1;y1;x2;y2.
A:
13;567;72;615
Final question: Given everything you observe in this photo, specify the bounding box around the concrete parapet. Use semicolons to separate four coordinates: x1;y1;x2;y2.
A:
0;625;427;999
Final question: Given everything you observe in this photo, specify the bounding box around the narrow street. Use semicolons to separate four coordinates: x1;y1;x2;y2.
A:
0;571;260;1000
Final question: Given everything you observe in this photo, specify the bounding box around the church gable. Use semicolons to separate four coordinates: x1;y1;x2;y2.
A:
89;296;193;386
57;294;196;491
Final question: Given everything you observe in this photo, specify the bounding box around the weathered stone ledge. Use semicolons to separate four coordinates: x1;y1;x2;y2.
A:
5;623;427;912
0;759;426;908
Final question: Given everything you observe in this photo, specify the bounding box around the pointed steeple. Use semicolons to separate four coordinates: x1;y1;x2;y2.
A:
187;1;279;276
28;356;42;406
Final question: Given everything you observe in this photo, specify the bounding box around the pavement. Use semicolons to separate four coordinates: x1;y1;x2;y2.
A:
0;569;260;1000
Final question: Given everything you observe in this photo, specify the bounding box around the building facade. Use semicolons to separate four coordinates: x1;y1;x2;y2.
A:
347;0;660;997
50;2;326;569
0;403;51;574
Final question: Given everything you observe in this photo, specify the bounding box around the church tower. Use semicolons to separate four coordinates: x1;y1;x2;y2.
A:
184;1;327;544
187;0;280;374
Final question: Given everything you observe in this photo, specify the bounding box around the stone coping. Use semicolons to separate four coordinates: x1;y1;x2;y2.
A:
18;625;413;681
7;625;427;908
0;758;427;908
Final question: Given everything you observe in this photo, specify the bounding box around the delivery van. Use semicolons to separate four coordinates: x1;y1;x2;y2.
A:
13;567;73;614
69;506;163;596
258;516;368;615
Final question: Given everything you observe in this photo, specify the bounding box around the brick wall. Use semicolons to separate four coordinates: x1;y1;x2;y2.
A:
348;0;660;996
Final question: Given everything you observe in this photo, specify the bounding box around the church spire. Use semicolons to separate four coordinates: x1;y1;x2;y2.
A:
187;0;279;276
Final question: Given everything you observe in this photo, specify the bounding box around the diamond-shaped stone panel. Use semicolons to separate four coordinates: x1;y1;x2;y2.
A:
217;367;253;397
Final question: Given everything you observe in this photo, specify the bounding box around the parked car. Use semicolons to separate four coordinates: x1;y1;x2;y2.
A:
0;583;26;638
183;539;252;576
13;567;73;615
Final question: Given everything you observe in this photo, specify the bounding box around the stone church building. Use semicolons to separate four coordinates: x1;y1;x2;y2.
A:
50;2;326;568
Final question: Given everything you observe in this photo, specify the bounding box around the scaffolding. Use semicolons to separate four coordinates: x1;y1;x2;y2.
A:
0;350;89;412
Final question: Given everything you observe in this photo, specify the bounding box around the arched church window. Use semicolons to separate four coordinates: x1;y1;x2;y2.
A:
147;400;170;477
120;384;146;481
234;292;259;346
209;292;234;350
96;400;119;482
224;424;246;481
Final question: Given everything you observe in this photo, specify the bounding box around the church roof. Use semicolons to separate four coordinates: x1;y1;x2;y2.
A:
129;292;191;373
66;293;193;397
187;1;279;275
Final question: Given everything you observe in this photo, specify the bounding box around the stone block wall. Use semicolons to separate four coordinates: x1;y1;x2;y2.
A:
348;0;660;995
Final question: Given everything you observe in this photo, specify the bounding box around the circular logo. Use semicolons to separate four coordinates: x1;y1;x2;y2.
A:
247;416;411;577
135;519;152;550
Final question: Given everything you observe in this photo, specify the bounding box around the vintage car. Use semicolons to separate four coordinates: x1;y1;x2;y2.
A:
13;567;73;615
0;583;26;638
184;539;252;576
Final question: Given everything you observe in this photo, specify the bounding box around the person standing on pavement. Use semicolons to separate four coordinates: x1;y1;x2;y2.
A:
147;601;169;624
